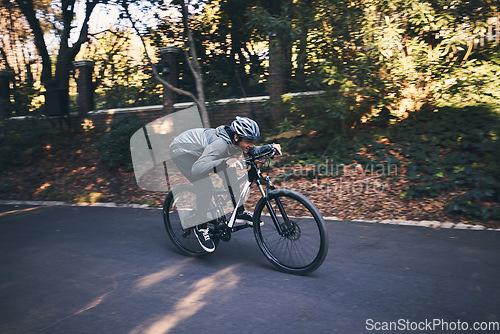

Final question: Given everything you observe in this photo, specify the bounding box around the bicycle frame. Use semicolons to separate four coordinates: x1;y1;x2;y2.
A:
227;180;252;228
210;152;290;237
209;168;253;230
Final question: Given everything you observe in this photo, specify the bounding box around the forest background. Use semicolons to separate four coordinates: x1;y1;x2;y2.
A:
1;0;499;227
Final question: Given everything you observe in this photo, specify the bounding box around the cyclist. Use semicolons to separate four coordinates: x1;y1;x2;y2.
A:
169;116;281;252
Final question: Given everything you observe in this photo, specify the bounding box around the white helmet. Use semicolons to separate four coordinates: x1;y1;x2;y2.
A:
230;116;260;140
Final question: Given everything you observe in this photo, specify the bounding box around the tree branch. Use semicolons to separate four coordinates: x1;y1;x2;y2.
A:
179;0;208;126
14;0;52;84
461;40;474;66
69;0;98;59
122;0;210;127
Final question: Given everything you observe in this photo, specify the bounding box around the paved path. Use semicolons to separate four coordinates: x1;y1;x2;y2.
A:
0;204;499;334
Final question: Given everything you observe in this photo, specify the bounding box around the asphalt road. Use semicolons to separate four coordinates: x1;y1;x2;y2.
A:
0;204;499;334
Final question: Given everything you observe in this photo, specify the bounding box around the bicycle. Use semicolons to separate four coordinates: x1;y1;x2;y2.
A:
162;149;329;275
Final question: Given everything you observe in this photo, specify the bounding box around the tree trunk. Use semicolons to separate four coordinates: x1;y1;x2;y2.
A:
180;0;210;127
124;0;210;127
15;0;97;118
295;0;313;91
266;0;291;122
269;34;286;121
14;0;52;85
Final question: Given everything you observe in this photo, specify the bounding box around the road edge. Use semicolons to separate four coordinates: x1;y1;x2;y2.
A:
1;199;498;231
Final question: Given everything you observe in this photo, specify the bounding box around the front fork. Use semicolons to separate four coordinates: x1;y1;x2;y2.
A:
256;179;291;237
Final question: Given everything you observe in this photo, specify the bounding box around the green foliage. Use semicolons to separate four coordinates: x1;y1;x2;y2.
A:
75;191;104;204
436;51;500;109
272;91;391;167
389;105;500;220
0;124;47;171
6;0;499;116
11;83;43;117
150;0;269;101
40;184;73;202
246;5;295;39
275;102;499;221
97;114;143;169
81;29;163;110
307;0;499;123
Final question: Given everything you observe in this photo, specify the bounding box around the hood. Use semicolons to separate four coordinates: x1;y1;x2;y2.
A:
215;125;233;144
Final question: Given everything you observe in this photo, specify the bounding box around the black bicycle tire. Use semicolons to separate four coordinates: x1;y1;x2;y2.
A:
253;188;329;275
163;185;215;257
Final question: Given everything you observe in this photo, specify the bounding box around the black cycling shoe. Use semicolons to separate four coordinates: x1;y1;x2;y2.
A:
194;224;215;253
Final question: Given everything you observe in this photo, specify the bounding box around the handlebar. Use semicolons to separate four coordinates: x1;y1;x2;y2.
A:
245;147;278;164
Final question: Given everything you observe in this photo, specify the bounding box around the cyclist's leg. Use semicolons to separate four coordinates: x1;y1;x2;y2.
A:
170;154;215;225
191;176;215;224
221;167;240;207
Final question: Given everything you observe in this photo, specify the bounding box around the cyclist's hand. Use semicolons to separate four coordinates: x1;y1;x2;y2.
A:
272;143;282;155
226;158;244;169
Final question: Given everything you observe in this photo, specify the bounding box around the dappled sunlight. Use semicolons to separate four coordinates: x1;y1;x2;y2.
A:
131;264;241;334
136;258;194;290
34;182;52;196
130;105;203;193
150;118;174;135
81;119;95;131
74;288;114;315
0;206;48;217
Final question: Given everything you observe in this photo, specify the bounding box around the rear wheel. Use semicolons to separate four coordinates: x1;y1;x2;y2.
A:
163;185;218;257
253;189;328;275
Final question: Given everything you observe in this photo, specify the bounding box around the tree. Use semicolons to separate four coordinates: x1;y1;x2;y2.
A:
171;0;269;99
123;0;211;127
306;0;499;124
291;0;315;90
13;0;101;116
195;0;262;98
247;0;292;100
79;28;162;109
0;2;29;78
0;0;40;117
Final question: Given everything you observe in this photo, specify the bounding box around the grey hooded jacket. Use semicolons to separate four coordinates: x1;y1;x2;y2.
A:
169;125;273;176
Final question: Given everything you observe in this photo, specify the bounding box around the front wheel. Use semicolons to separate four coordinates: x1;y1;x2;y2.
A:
253;189;329;275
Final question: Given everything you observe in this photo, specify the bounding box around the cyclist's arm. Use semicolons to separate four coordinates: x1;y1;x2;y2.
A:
191;139;234;176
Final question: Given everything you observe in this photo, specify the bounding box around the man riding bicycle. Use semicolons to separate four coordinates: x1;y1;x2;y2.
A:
169;116;281;253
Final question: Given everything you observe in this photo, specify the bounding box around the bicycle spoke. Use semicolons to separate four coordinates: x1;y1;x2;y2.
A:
254;189;328;274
